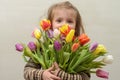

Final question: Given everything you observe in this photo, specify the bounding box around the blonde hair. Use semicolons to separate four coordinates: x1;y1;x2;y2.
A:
47;1;85;36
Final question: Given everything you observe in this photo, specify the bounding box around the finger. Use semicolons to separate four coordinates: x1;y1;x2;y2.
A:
54;62;59;69
47;65;55;71
51;71;55;74
49;78;53;80
51;75;61;80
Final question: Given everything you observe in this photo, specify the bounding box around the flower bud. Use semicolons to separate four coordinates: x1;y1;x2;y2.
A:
33;28;41;39
53;29;60;38
54;40;62;51
103;55;114;64
47;30;53;38
28;41;36;51
96;69;109;79
15;43;24;52
93;44;107;55
59;24;71;36
66;29;75;43
40;19;51;31
89;42;98;52
78;34;90;45
71;43;80;52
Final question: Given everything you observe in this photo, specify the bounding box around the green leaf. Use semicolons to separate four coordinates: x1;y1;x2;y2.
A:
22;54;28;62
67;52;80;70
75;66;89;72
62;52;70;70
71;50;89;69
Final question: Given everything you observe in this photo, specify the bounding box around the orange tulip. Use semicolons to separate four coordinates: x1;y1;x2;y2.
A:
78;34;90;45
71;43;80;52
40;19;51;31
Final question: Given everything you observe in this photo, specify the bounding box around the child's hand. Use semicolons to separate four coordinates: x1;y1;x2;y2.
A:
52;62;61;76
42;64;61;80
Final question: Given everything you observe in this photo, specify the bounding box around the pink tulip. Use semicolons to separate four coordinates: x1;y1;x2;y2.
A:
96;69;109;79
28;41;36;51
15;43;24;52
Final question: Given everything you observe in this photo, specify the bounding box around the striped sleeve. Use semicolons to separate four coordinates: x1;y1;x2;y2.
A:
57;70;90;80
24;59;45;80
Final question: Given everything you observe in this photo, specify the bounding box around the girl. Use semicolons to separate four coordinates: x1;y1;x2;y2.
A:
24;1;90;80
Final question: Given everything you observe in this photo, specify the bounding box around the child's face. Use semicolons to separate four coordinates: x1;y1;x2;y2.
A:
52;8;76;30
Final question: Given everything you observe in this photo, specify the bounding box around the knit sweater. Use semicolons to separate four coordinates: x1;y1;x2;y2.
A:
24;59;90;80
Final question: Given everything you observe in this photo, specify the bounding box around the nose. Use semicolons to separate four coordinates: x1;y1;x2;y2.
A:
61;21;68;26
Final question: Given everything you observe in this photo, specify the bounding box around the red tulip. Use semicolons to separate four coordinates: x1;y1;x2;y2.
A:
78;34;90;45
40;19;51;31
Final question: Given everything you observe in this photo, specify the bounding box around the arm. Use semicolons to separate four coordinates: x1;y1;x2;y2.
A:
24;59;44;80
57;70;90;80
24;59;61;80
53;62;90;80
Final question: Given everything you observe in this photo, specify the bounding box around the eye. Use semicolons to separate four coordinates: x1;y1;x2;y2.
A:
56;19;62;23
67;20;73;23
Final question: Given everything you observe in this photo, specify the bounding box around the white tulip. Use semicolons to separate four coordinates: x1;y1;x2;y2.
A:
53;29;60;38
102;55;114;64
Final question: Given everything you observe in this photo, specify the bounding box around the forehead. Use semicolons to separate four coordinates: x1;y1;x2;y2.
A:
52;8;77;19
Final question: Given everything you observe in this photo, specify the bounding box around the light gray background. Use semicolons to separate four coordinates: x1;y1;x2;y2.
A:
0;0;119;80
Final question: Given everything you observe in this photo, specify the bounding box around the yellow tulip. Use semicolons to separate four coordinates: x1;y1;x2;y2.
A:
34;29;41;39
93;44;107;55
65;29;75;42
59;24;70;36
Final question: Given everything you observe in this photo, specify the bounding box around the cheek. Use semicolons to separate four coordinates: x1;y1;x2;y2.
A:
52;22;59;29
69;25;75;30
52;22;62;29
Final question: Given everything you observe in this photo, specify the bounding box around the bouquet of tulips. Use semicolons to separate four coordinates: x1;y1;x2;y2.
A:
15;19;113;79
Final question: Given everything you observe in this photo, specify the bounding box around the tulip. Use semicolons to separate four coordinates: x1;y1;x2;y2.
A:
89;42;98;52
78;34;90;45
71;43;80;52
24;46;33;57
35;40;40;49
40;19;51;31
54;40;62;51
32;28;41;39
59;24;71;36
96;69;109;79
93;44;107;55
60;34;66;41
28;41;36;51
65;29;75;43
47;29;53;38
102;55;114;64
15;43;24;52
53;29;60;38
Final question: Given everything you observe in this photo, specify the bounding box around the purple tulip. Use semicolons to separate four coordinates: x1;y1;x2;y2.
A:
28;41;36;51
96;69;109;79
15;43;24;52
47;30;53;38
54;40;62;51
89;42;98;52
